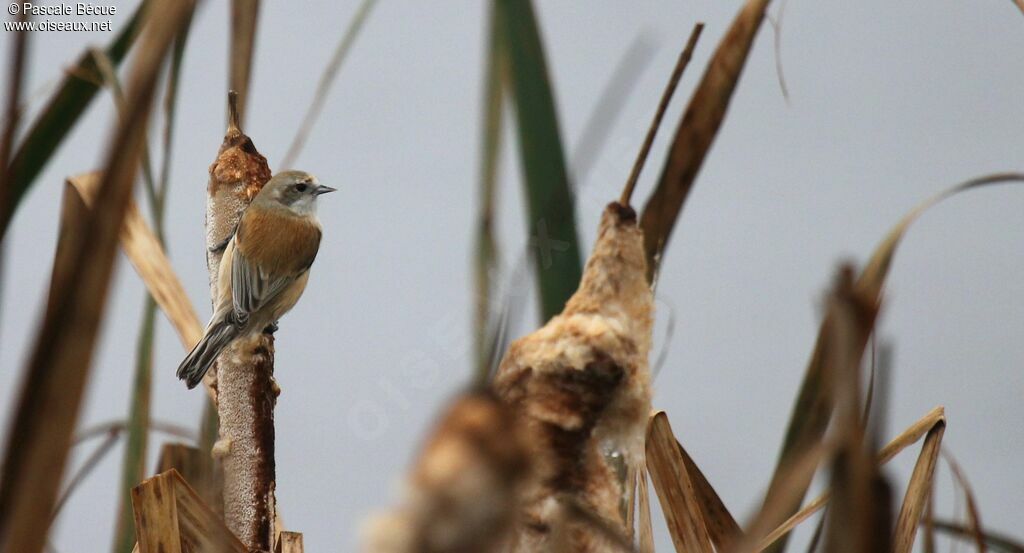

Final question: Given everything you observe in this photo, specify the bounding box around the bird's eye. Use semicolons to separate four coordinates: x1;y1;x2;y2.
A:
295;183;308;193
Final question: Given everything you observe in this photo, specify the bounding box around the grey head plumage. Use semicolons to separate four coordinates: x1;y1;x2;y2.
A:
254;170;337;215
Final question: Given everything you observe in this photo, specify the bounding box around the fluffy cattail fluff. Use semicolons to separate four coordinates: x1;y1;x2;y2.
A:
362;389;529;553
493;202;654;552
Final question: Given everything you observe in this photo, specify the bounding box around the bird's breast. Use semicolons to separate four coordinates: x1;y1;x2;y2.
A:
236;208;323;275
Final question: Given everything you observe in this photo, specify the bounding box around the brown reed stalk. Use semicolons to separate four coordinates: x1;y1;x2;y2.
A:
0;3;195;551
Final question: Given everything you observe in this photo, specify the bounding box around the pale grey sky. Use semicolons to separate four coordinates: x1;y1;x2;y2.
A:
1;1;1023;551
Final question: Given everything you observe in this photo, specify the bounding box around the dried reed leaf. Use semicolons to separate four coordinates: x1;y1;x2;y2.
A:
922;493;936;553
765;172;1024;553
733;442;829;553
877;406;946;464
822;265;885;553
755;406;946;551
229;0;260;126
942;450;986;552
494;0;582;320
68;176;203;349
638;469;655;553
1;1;146;236
0;7;29;237
1012;0;1024;17
475;1;505;382
115;15;194;553
646;412;714;553
676;434;742;549
624;465;637;535
933;520;1024;553
893;420;945;553
154;443;222;519
639;0;772;283
276;532;304;553
644;410;741;549
281;0;376;168
69;174;213;409
53;428;121;519
620;23;703;207
857;172;1024;298
113;297;157;553
0;3;194;550
131;469;247;553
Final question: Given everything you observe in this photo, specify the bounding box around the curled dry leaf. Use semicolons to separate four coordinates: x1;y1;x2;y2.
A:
362;389;529;553
493;202;653;552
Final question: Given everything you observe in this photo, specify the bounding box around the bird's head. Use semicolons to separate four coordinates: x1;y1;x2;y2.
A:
256;170;336;215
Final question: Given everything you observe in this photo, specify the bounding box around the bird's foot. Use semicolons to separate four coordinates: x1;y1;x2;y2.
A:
263;320;280;335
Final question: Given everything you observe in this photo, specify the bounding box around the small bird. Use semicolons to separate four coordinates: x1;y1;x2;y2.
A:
177;170;335;389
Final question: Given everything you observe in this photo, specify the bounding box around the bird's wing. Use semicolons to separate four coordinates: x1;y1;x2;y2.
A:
230;247;297;323
229;212;321;324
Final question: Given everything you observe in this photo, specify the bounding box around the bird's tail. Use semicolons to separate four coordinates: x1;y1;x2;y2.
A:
176;315;240;389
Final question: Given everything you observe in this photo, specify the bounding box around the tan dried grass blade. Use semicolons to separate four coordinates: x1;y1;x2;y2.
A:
0;2;195;551
923;492;937;553
821;265;887;553
893;420;945;553
229;0;259;125
281;0;376;168
275;532;304;553
619;22;703;207
67;175;213;404
673;429;741;549
755;406;946;551
763;173;1024;553
942;451;986;552
68;175;202;349
646;412;714;553
856;173;1024;298
638;469;654;553
932;520;1024;553
131;469;246;553
731;442;828;553
639;0;771;283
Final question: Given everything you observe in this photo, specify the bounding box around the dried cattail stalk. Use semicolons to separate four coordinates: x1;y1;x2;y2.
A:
493;202;653;552
206;91;270;307
206;92;275;551
362;389;529;553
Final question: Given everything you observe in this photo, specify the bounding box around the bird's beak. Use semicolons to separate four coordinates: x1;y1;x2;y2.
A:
313;185;337;196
